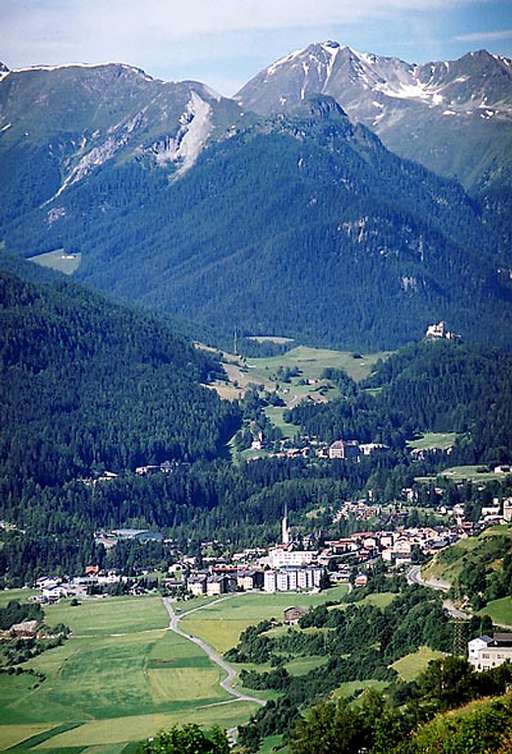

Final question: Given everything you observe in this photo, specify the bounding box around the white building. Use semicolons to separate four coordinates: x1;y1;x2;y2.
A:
263;566;324;593
268;547;318;568
468;634;512;670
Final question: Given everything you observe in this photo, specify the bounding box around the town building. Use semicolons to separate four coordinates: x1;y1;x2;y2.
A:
282;503;290;545
468;633;512;670
236;570;263;591
328;439;360;460
10;620;38;639
263;566;324;593
267;547;318;569
187;574;207;596
206;575;233;596
359;443;389;456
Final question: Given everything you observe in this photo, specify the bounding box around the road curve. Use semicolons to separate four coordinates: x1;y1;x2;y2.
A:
407;565;471;620
162;596;265;707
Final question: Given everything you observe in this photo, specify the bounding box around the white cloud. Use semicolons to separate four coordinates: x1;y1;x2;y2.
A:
452;29;512;43
0;0;495;94
1;0;479;46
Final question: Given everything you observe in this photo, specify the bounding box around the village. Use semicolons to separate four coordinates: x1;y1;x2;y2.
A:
28;490;512;606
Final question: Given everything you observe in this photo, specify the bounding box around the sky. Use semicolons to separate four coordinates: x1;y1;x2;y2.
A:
1;0;512;96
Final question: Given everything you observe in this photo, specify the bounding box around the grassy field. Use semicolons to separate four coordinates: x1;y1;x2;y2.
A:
181;588;349;654
422;526;512;585
406;432;459;451
210;345;389;412
332;679;387;698
478;597;512;627
416;465;512;484
0;588;37;607
391;646;446;682
28;249;81;275
248;347;388;385
218;344;390;459
0;593;257;753
259;734;288;754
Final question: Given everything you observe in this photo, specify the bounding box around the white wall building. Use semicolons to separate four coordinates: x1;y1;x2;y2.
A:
263;566;324;593
468;634;512;670
268;547;318;568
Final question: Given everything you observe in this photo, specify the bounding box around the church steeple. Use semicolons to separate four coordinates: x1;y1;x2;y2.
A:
282;502;290;545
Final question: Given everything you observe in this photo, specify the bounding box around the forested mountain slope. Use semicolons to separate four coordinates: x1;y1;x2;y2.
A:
3;96;512;350
0;255;240;493
288;340;512;464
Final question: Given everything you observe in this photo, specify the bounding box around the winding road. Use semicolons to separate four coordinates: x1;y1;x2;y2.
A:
407;565;471;620
162;596;265;707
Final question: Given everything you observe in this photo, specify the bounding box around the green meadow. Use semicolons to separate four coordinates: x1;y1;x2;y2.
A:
391;646;446;682
416;465;512;484
180;587;349;654
478;596;512;627
0;594;257;753
28;249;81;275
406;432;459;452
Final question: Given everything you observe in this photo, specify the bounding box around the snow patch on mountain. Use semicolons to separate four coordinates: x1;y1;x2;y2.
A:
8;62;154;81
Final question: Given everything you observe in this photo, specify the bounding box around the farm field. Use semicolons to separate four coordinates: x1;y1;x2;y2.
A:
248;346;389;385
0;588;37;607
391;646;446;682
180;587;349;654
0;593;257;753
209;344;389;412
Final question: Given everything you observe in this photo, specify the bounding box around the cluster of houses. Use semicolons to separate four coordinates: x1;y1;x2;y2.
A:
30;569;129;603
179;492;512;598
248;435;390;462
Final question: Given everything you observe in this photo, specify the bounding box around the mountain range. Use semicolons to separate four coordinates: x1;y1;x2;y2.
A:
1;44;512;349
237;42;512;196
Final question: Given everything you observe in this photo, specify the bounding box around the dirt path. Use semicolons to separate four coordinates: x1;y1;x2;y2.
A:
162;596;265;707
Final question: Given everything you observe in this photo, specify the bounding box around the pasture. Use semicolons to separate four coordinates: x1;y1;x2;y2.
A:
406;432;458;451
391;646;446;682
479;597;512;627
416;465;512;484
180;587;349;654
28;249;81;275
0;593;256;753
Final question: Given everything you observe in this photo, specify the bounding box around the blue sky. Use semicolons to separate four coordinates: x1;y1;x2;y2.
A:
1;0;511;95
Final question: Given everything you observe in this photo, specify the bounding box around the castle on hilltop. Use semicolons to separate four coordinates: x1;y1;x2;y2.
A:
425;321;461;342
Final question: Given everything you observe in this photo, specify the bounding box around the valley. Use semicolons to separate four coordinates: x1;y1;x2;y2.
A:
2;18;512;754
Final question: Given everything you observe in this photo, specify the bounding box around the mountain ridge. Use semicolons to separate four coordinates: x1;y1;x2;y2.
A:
236;41;512;196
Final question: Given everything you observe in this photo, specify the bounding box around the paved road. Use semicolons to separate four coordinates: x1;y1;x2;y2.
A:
162;596;265;707
407;566;471;620
407;565;450;593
